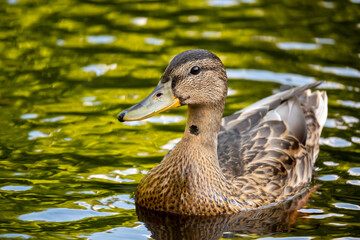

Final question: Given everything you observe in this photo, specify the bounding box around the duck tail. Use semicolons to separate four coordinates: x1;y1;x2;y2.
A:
298;89;328;133
297;87;328;164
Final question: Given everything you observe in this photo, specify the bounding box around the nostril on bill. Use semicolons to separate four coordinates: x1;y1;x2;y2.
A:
156;93;163;97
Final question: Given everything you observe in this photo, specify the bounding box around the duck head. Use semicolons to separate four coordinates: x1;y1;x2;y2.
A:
118;49;228;122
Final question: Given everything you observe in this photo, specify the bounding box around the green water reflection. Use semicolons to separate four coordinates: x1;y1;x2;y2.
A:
0;0;359;239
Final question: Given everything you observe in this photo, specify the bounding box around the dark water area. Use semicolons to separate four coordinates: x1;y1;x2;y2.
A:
0;0;360;239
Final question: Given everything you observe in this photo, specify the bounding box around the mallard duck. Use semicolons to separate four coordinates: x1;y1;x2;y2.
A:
118;49;327;216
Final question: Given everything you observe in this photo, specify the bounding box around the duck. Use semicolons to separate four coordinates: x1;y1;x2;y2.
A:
117;49;328;216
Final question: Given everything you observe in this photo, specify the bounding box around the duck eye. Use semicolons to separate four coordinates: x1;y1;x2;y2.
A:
190;66;200;75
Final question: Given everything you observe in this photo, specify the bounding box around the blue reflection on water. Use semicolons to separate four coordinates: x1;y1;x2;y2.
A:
227;69;315;86
1;186;32;191
305;213;344;219
42;116;65;122
348;167;360;176
317;175;339;181
82;64;117;76
145;37;164;45
6;0;18;4
277;42;320;50
338;100;360;109
333;203;360;211
334;238;360;240
315;38;335;45
20;113;38;119
319;137;352;147
81;224;151;240
208;0;256;7
0;234;32;239
86;35;116;44
311;65;360;78
297;208;323;213
28;131;50;140
19;208;116;222
123;115;185;126
258;237;313;240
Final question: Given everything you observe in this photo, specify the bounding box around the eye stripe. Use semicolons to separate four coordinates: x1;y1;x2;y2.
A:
171;75;183;89
161;76;170;83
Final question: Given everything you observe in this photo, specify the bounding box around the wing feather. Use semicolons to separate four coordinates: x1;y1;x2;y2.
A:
218;82;327;203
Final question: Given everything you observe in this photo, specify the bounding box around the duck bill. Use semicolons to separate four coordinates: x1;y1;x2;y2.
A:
117;81;181;122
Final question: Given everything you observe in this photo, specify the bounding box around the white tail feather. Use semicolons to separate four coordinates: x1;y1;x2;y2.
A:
300;90;328;132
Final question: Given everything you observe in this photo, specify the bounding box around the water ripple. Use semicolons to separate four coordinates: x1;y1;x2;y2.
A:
348;167;360;176
80;224;151;240
66;191;96;195
342;116;359;124
82;64;117;76
42;116;65;123
277;42;320;50
123;115;184;126
227;69;315;85
131;17;147;26
0;234;32;239
96;194;135;210
161;138;181;150
323;161;339;166
86;35;116;44
6;0;18;4
208;0;239;7
28;131;50;140
305;213;344;219
1;186;32;191
333;237;360;240
319;137;352;147
338;100;360;109
227;88;237;96
333;202;360;211
298;208;324;213
19;208;116;222
20;113;38;119
56;39;65;46
145;37;164;45
317;175;339;181
315;38;335;45
324;119;347;130
227;69;344;89
310;65;360;78
113;168;139;175
347;180;360;186
259;237;314;240
87;174;134;183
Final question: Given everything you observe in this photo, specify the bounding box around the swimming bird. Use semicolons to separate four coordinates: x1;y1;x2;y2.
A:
118;49;327;216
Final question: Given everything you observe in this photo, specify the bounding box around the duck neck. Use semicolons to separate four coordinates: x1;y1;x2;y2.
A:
182;103;224;159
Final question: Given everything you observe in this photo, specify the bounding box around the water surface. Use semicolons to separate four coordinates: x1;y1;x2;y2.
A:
0;0;360;239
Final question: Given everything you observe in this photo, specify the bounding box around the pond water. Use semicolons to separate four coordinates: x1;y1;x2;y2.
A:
0;0;360;239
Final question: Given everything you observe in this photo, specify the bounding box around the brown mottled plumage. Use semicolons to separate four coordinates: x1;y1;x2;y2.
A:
137;188;315;239
119;49;328;216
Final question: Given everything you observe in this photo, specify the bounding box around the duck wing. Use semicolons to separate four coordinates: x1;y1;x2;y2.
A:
218;82;327;205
